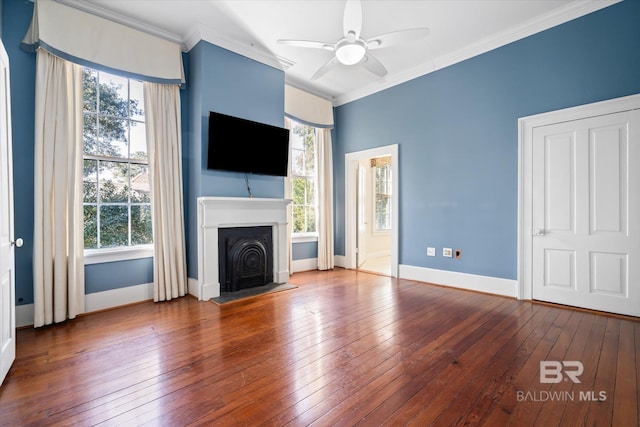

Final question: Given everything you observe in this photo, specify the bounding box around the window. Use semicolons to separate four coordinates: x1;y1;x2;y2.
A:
82;68;152;252
289;119;318;237
373;157;392;231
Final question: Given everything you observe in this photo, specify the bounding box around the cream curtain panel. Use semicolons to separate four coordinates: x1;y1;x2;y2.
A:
284;117;294;275
317;128;334;270
33;50;84;327
21;0;184;84
144;83;187;301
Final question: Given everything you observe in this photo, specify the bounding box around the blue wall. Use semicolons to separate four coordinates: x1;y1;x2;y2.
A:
334;0;640;281
186;40;286;279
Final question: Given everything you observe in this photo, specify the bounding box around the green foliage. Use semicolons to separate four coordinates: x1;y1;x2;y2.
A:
291;123;317;234
82;69;151;249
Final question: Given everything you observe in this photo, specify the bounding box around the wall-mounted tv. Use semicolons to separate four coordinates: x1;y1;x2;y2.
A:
207;111;290;177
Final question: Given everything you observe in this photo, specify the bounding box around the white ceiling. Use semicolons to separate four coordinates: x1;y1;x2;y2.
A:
60;0;618;106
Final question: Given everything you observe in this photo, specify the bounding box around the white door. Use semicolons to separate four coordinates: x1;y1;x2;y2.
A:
356;162;368;268
532;109;640;316
0;40;16;385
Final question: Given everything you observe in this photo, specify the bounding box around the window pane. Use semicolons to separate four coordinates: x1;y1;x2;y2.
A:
291;148;305;176
130;122;147;160
99;116;128;158
304;178;315;205
293;205;305;233
131;205;152;245
84;205;97;249
305;207;316;233
83;113;98;155
99;205;129;247
83;69;97;112
99;72;129;117
83;159;97;203
129;79;145;121
99;161;129;203
130;164;150;203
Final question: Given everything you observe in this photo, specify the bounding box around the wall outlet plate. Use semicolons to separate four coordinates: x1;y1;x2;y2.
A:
443;248;453;257
427;247;436;256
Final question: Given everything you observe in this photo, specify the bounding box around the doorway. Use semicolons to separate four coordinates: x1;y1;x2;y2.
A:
345;144;398;277
519;94;640;317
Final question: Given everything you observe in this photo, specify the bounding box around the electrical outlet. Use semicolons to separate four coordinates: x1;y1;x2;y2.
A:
427;247;436;256
443;248;452;257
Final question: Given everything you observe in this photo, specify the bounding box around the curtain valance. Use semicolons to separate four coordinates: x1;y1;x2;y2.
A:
21;0;184;85
285;85;334;129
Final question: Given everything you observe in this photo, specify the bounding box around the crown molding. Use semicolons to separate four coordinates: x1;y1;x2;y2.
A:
332;0;622;106
184;23;294;71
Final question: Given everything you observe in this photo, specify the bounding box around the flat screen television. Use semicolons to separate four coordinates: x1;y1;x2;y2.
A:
207;111;290;177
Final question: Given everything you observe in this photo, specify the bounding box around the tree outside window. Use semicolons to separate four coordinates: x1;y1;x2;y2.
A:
82;68;152;250
289;120;318;235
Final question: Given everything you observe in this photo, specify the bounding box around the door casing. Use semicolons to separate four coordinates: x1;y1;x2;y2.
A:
345;144;399;277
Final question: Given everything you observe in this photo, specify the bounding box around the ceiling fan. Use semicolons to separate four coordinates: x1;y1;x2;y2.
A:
278;0;429;80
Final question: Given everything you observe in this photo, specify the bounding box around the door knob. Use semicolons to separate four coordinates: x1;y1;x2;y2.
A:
533;228;545;236
11;238;23;248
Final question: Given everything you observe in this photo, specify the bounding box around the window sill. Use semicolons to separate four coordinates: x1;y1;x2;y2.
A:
84;245;154;265
292;234;318;244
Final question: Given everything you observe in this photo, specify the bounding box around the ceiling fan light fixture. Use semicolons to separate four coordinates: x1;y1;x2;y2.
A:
335;39;366;65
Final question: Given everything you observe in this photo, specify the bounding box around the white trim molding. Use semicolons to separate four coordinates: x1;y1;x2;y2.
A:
399;265;518;298
345;144;399;277
15;282;154;328
292;257;318;273
197;197;292;300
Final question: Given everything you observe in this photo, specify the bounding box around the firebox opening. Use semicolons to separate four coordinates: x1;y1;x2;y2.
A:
218;226;274;293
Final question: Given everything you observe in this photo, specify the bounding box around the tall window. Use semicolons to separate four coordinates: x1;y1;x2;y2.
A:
373;157;392;231
82;68;152;250
289;119;318;236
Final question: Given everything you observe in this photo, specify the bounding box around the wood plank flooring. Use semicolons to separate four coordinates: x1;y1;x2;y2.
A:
0;269;638;426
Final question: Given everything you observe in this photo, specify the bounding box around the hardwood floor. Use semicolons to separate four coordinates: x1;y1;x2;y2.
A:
1;269;638;426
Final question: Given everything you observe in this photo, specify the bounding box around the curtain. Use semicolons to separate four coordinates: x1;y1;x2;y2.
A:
317;128;334;270
144;82;187;301
33;49;85;327
284;117;293;276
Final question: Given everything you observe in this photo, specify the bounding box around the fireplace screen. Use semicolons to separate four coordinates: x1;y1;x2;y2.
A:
218;226;274;292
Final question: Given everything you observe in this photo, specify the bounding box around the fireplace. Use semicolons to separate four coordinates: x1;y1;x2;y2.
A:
197;197;291;300
218;226;273;292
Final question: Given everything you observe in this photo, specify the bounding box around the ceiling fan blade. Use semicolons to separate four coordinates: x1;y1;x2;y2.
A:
361;54;387;77
343;0;362;39
367;28;430;50
311;57;338;80
278;39;334;51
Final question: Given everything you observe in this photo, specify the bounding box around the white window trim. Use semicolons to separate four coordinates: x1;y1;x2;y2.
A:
292;233;318;244
84;245;153;265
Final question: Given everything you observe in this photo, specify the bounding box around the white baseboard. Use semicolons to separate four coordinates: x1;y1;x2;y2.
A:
334;255;346;268
16;304;34;328
188;277;200;299
15;283;155;328
85;282;154;313
399;264;518;298
292;257;318;273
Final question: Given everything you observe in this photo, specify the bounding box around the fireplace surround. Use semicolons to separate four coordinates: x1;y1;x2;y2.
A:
197;197;291;300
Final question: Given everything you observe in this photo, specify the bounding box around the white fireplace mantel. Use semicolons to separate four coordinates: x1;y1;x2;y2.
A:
197;197;291;300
